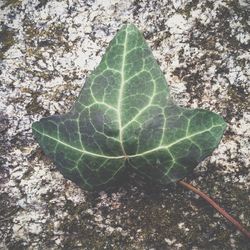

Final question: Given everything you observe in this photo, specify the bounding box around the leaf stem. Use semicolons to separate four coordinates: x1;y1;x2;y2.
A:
178;180;250;239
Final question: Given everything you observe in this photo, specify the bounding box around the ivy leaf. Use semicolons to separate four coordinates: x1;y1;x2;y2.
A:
32;24;226;191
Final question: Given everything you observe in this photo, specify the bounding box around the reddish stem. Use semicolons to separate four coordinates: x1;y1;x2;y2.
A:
178;180;250;239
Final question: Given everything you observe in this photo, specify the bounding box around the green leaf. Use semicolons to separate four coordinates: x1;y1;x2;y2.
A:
32;24;226;191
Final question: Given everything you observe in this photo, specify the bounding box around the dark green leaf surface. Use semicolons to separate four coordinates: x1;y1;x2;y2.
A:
32;24;226;191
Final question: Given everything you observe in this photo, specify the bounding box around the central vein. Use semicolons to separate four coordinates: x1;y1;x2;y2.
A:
117;28;128;156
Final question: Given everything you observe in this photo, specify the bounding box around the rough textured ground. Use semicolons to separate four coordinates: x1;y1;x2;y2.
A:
0;0;249;249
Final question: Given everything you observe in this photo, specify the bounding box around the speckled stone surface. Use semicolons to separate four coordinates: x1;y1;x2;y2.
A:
0;0;249;249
